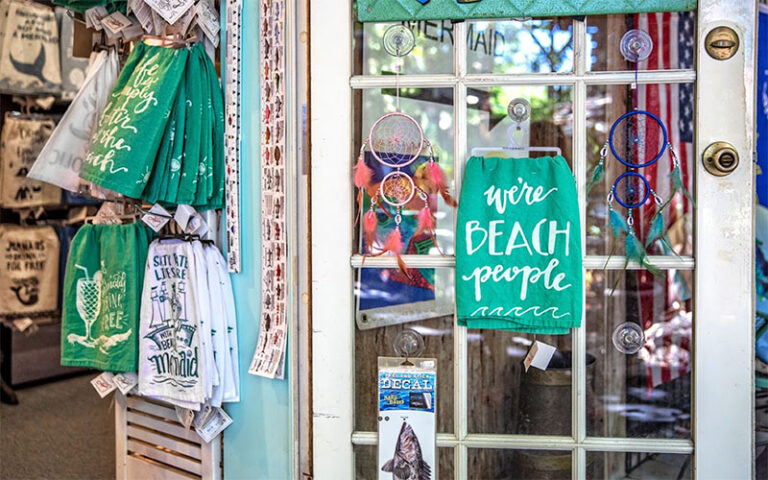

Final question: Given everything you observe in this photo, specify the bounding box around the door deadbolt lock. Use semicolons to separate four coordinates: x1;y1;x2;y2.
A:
702;142;739;176
705;26;739;60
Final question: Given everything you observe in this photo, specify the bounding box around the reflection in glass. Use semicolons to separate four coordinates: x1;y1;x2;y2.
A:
466;85;573;166
469;449;576;479
355;88;455;255
587;452;692;479
467;18;574;74
587;269;692;439
467;330;576;435
354;21;454;75
585;84;694;256
587;13;696;71
355;270;455;434
355;445;454;480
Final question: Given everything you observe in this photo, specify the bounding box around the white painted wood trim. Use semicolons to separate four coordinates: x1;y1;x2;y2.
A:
115;392;128;480
694;1;757;478
310;0;355;478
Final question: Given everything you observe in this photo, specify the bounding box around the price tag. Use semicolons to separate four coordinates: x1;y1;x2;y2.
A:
523;341;556;372
101;11;133;35
91;372;116;398
175;406;195;432
174;204;197;232
195;1;220;43
194;406;232;443
142;204;172;232
112;372;138;395
144;0;194;25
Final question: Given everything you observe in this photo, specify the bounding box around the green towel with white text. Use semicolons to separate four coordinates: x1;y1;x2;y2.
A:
456;155;582;334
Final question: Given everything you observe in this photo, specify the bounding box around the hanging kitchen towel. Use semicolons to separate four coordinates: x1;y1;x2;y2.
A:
0;114;61;208
0;0;62;95
61;222;151;372
55;7;90;100
455;156;583;334
80;41;188;198
0;225;60;315
138;239;204;408
28;49;120;192
191;240;218;402
206;243;239;402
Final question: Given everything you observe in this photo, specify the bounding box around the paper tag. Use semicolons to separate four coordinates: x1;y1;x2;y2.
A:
101;11;133;35
195;1;220;41
112;372;138;395
523;341;557;372
174;204;197;231
84;6;109;30
145;0;194;25
142;204;172;232
175;406;195;432
194;406;232;443
187;213;209;236
121;23;144;42
91;372;116;398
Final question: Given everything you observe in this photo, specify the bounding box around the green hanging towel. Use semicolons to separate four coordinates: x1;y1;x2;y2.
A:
456;156;583;334
80;43;189;199
61;222;152;372
205;49;226;210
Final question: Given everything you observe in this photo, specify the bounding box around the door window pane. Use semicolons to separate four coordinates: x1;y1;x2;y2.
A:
355;88;455;255
468;330;574;435
586;269;692;439
469;449;574;479
585;83;694;257
587;13;696;72
355;445;454;480
355;270;455;434
354;22;454;75
587;452;692;479
466;85;573;166
467;19;574;74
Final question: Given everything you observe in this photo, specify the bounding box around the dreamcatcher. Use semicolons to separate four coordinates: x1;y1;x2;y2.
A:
353;25;455;271
587;30;694;288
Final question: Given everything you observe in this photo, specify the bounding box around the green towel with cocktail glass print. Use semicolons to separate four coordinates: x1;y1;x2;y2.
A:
456;155;583;334
60;223;151;372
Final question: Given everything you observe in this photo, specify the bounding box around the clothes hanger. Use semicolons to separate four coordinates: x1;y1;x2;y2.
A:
471;98;562;158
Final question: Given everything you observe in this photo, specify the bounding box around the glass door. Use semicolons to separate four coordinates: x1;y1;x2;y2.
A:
309;1;756;479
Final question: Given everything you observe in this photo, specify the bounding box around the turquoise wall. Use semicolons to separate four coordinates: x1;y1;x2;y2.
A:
224;0;293;477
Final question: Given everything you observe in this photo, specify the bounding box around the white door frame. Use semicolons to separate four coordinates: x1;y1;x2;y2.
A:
309;2;757;479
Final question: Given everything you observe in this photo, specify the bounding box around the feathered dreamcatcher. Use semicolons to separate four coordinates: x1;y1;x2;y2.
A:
587;29;694;291
353;25;455;273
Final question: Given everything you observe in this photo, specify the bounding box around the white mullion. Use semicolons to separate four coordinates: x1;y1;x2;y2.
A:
349;70;696;89
452;19;468;480
572;17;588;480
350;254;695;270
351;431;694;454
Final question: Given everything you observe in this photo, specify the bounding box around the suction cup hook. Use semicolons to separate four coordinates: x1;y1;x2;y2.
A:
507;98;531;124
612;322;645;354
393;329;425;360
383;25;416;58
620;29;653;62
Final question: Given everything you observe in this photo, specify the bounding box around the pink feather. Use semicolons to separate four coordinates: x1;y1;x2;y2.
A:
363;210;377;248
417;207;434;234
384;228;403;254
353;154;373;189
426;161;447;192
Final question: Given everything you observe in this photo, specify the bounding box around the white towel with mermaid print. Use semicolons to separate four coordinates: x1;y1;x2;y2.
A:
206;244;240;402
191;240;218;401
139;239;204;408
206;244;231;408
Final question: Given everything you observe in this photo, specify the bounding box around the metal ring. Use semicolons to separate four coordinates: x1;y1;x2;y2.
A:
368;112;424;168
608;110;668;168
612;171;651;209
379;171;416;207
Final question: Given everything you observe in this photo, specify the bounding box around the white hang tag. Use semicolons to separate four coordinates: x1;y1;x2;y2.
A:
144;0;194;25
142;204;172;232
194;407;232;443
174;204;198;232
120;22;144;42
101;11;133;35
175;406;195;432
112;372;138;395
378;357;437;480
91;372;117;398
195;1;220;41
85;6;109;30
187;213;209;236
523;341;557;372
132;1;154;32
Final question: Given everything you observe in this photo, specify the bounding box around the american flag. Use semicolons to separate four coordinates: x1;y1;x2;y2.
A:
631;11;695;390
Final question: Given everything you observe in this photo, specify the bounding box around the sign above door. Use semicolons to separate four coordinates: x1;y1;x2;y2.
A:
357;0;696;22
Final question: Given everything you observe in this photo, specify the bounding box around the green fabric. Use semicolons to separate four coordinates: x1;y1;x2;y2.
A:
80;43;188;199
456;156;582;334
357;0;696;22
52;0;125;14
61;223;152;372
205;49;226;210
